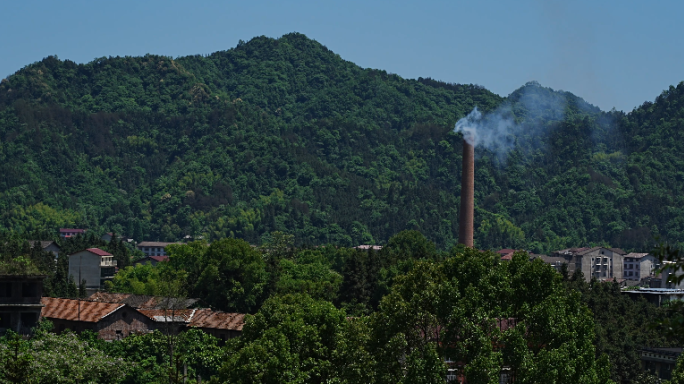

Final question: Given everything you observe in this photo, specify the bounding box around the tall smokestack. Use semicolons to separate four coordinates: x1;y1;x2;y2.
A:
459;139;474;247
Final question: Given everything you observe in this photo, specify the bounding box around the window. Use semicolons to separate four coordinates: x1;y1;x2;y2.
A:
0;313;11;328
20;312;37;328
0;283;12;298
22;283;38;298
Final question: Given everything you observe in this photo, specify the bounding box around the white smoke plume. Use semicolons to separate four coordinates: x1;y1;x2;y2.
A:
454;82;572;160
453;106;518;154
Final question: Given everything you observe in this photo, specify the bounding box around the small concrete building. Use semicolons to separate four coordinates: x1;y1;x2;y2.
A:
59;228;86;239
623;253;659;281
27;240;61;257
554;247;626;282
0;275;46;335
137;242;179;257
623;288;684;306
640;347;682;380
136;255;169;266
68;248;117;291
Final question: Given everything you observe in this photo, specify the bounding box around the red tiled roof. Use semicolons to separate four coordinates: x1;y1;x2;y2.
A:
87;292;198;309
85;248;112;256
147;256;169;262
41;297;123;323
496;249;516;254
60;228;86;233
189;309;245;331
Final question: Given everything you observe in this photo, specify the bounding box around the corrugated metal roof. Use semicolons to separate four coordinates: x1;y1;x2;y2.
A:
41;297;124;323
189;309;245;331
138;309;196;323
87;292;198;309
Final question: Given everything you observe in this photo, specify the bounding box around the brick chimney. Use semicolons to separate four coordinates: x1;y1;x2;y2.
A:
458;139;474;247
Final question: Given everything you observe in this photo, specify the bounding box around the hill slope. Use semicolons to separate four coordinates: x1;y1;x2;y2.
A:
0;33;682;252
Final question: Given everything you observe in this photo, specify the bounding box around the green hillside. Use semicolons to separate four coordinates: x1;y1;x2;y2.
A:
0;32;683;252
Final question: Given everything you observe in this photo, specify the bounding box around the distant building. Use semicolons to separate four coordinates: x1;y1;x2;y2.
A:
553;247;626;282
623;288;684;306
496;249;517;261
87;292;198;309
59;228;86;239
530;254;567;272
623;253;659;281
137;242;179;257
188;309;245;341
41;295;244;341
136;255;169;266
41;297;154;340
68;248;117;291
27;240;61;257
640;347;683;380
0;274;46;335
353;245;383;251
101;232;114;242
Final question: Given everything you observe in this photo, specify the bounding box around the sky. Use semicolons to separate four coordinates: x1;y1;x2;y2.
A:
1;0;682;112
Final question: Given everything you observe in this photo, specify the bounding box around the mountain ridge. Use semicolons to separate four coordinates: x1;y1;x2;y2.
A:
1;32;683;252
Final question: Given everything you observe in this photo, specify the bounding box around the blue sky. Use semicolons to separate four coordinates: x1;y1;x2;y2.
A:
1;0;682;111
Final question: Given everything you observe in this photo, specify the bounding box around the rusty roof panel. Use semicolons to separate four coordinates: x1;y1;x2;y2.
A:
41;297;123;323
189;309;245;331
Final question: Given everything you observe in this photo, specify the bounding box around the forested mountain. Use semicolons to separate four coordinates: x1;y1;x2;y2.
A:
1;32;683;252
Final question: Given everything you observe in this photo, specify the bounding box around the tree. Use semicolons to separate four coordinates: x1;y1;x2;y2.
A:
0;331;33;384
216;294;346;384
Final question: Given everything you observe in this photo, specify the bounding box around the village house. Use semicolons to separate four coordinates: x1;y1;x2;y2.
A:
0;274;45;335
136;255;169;266
40;294;245;341
137;241;179;257
59;228;86;239
68;248;117;291
40;297;155;340
623;253;659;281
188;309;245;341
27;240;61;257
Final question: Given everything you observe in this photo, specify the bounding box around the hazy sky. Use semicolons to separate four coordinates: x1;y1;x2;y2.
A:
2;0;682;112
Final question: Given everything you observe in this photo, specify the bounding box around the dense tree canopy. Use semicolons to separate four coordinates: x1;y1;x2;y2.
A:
1;33;683;252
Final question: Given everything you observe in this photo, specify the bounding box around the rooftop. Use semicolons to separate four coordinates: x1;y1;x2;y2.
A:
60;228;86;233
41;297;123;323
87;292;198;309
137;241;180;247
84;248;112;257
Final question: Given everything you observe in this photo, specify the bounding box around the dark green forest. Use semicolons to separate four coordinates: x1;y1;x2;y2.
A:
1;32;683;252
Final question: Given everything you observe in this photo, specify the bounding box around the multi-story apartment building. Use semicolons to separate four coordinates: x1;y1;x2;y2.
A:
136;241;179;257
68;248;117;291
623;253;659;281
0;274;45;335
554;246;626;282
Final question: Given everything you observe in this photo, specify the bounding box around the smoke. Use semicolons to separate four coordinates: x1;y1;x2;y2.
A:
453;106;519;156
454;82;573;161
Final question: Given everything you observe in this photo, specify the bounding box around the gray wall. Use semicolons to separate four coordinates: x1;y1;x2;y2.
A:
69;251;102;290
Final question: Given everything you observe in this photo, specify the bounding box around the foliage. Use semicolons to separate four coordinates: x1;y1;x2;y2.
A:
9;33;683;252
216;294;346;384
